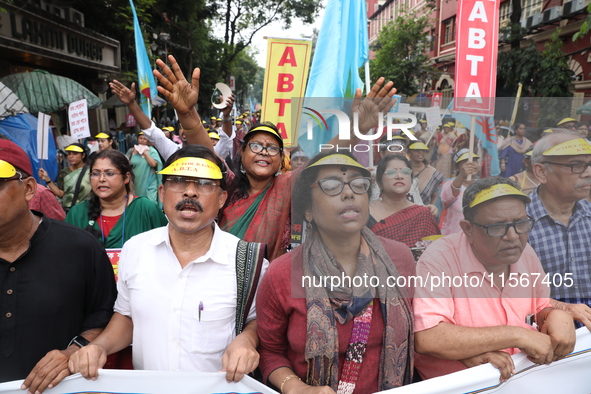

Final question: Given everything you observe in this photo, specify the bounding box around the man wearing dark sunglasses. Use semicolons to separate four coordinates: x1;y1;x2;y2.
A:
528;131;591;330
413;178;575;382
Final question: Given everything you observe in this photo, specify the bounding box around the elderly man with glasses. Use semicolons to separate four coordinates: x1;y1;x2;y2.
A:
68;145;268;384
528;130;591;330
413;178;575;382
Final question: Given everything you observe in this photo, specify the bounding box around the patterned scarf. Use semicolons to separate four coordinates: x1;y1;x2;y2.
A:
303;227;414;391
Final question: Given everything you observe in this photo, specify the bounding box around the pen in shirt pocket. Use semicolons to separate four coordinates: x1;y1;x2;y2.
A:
199;301;204;322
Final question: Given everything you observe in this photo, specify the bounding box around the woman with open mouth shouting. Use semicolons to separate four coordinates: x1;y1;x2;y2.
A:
257;151;415;394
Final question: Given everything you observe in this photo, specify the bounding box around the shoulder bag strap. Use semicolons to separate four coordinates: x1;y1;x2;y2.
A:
70;164;89;210
235;240;267;336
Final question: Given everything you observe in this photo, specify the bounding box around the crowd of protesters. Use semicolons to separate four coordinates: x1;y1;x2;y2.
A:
1;55;590;394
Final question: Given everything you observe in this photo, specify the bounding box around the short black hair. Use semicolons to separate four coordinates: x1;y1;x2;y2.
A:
164;145;227;190
462;177;527;222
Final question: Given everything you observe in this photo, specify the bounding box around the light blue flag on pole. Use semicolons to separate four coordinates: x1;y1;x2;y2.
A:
448;99;500;176
130;0;158;118
298;0;369;155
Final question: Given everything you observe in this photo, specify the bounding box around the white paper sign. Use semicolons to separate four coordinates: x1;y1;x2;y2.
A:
36;112;51;160
68;99;90;139
425;106;441;131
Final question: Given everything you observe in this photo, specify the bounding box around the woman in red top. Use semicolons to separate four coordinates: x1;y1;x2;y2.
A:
257;152;415;394
369;154;440;248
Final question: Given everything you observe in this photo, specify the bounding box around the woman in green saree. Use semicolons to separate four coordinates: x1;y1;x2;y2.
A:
38;143;92;211
66;150;167;249
127;132;162;203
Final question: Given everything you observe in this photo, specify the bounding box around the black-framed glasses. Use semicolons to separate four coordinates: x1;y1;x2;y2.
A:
311;177;371;196
247;142;282;156
541;161;591;174
165;176;220;194
470;216;535;237
384;168;413;178
89;171;121;179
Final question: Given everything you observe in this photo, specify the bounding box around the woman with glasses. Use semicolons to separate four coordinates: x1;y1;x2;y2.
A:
218;122;291;261
39;143;92;211
257;152;415;393
369;155;440;248
127;132;163;203
152;54;398;261
65;150;167;248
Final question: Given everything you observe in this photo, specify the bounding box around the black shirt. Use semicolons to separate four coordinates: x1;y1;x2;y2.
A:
0;213;117;382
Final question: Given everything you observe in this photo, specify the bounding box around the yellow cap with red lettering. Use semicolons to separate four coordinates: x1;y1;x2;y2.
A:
158;157;223;179
469;183;531;208
543;138;591;156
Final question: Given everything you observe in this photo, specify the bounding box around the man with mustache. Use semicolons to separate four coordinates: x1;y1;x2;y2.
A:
68;145;268;383
413;178;575;382
527;131;591;329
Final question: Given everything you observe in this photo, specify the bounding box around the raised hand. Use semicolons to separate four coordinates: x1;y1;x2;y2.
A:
110;80;136;105
351;77;397;134
153;55;200;116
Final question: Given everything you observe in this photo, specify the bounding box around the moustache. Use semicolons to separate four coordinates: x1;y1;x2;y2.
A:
575;179;591;188
175;199;204;212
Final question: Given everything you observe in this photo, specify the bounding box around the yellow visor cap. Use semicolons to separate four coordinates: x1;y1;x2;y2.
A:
469;184;531;208
557;117;577;126
208;132;220;140
159;157;223;179
0;160;17;178
305;154;371;177
95;132;111;139
65;145;84;153
455;152;479;163
409;142;429;150
543;138;591;156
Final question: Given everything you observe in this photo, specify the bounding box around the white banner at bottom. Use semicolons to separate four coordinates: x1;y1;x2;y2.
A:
0;370;278;394
383;327;591;393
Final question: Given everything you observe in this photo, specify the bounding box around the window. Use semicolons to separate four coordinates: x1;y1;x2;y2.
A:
443;18;455;44
522;0;543;19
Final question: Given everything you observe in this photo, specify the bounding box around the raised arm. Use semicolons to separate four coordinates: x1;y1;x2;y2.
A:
327;78;397;148
110;80;151;130
153;55;212;150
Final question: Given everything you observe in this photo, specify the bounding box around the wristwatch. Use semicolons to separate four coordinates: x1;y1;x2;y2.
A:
67;335;90;349
222;117;232;123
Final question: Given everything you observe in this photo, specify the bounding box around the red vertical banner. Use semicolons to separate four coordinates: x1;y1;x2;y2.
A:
453;0;499;115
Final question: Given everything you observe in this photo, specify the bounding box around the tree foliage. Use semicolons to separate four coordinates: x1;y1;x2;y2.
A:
497;32;573;127
211;0;321;78
369;15;433;96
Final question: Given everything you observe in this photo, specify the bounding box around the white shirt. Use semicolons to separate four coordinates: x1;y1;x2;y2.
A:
142;121;181;161
142;121;235;160
214;125;235;159
115;223;269;372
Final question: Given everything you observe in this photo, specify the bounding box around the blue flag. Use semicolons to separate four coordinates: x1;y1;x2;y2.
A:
298;0;369;155
449;100;500;176
130;0;158;117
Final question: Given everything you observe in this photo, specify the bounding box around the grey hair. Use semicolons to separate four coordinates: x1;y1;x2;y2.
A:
462;177;526;222
531;129;582;165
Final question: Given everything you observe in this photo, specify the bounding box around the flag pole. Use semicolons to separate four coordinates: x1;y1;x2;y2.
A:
365;61;375;167
467;115;476;181
510;83;523;127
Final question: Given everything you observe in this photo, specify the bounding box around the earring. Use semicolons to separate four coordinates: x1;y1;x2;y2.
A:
240;164;246;174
